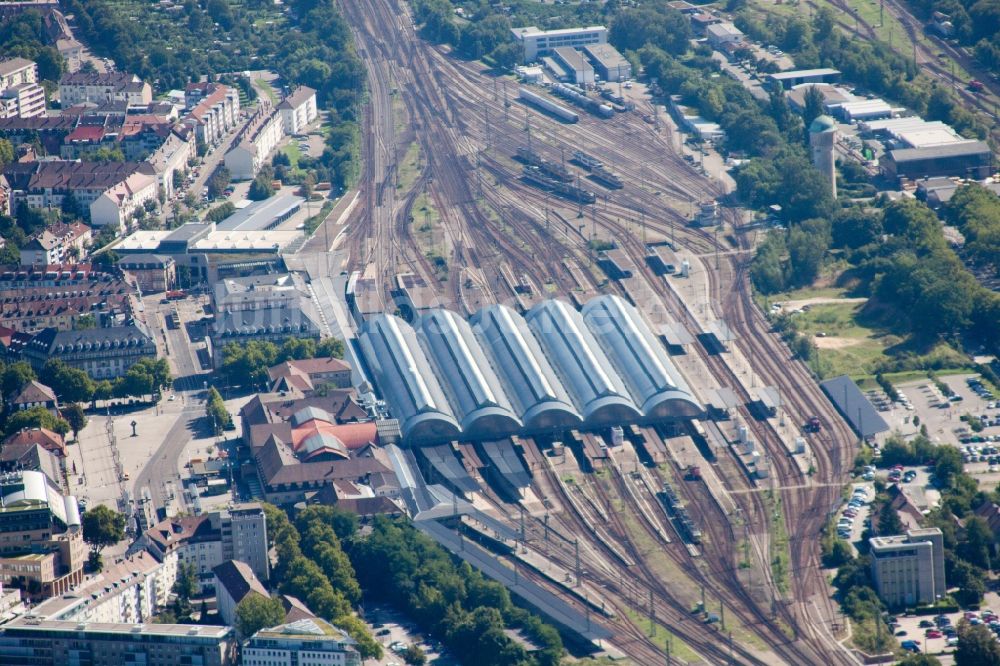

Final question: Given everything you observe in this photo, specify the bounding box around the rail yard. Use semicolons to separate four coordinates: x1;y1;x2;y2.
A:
335;0;860;662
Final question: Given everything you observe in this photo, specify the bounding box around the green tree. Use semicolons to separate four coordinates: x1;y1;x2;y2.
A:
248;174;275;201
41;359;95;403
403;644;427;665
934;446;965;489
205;201;236;222
956;621;1000;665
81;505;125;555
316;337;345;358
234;594;285;638
3;406;70;437
898;654;941;665
74;313;97;330
1;361;36;398
959;517;994;570
206;167;231;199
63;402;88;441
876;500;904;536
205;386;231;435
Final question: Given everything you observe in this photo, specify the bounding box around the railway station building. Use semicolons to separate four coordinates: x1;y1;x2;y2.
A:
358;295;702;445
511;26;607;62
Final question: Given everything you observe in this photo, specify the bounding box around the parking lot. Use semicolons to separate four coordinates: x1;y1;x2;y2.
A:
366;605;455;666
867;374;1000;448
835;483;874;550
889;593;1000;662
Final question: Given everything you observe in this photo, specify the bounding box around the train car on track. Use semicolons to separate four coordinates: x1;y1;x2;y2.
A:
590;165;623;189
516;147;573;182
521;167;596;204
571;150;603;170
518;87;579;123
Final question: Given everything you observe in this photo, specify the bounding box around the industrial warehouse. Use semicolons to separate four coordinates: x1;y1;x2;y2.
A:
357;295;702;445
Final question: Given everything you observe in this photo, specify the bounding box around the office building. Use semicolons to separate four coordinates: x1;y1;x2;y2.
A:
0;618;236;666
510;25;607;62
0;470;84;599
242;618;361;666
870;527;946;607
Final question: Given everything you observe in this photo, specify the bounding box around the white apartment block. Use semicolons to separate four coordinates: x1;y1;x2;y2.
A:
58;71;152;108
146;130;193;199
0;58;37;90
510;25;607;62
19;221;92;266
278;86;318;136
224;101;284;180
0;58;44;119
89;171;158;232
183;82;241;147
870;527;946;607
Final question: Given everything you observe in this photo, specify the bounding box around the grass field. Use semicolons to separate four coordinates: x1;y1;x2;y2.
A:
255;79;278;104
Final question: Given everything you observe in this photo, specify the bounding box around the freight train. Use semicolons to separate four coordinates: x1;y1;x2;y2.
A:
551;83;614;119
521;166;596;204
657;481;702;544
515;146;573;182
518;87;579;123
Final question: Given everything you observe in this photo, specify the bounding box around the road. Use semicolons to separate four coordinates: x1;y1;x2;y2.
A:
132;403;201;517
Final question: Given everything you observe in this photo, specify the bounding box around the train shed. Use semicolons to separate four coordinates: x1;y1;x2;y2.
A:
476;439;532;501
419;444;480;495
820;375;890;440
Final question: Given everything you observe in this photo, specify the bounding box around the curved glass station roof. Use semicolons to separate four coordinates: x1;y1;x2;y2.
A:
360;298;702;444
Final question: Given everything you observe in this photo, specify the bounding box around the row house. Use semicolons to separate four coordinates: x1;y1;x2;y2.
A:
19;221;92;266
58;71;152;108
181;82;240;147
224;100;283;180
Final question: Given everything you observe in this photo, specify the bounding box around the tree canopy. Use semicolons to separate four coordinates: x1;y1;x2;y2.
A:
81;505;126;553
234;594;285;638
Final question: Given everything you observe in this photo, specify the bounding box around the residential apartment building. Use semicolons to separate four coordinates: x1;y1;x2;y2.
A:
58;71;152;108
0;619;236;666
510;25;608;62
869;527;946;607
89;170;159;231
3;159;154;216
21;323;156;380
145;129;193;199
136;502;269;592
0;57;36;90
119;253;176;293
278;86;318;136
0;268;138;334
0;470;85;599
28;551;172;624
56;37;83;73
0;58;44;119
182;82;240;146
0;82;46;119
224;100;283;180
19;221;92;266
213;559;269;626
268;357;353;394
242;618;361;666
8;379;58;413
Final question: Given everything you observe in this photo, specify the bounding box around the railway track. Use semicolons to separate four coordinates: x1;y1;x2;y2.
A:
338;0;861;660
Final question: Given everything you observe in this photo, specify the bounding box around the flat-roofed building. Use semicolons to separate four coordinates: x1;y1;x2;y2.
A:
552;47;595;86
768;68;841;90
511;25;607;62
870;528;945;607
583;43;631;82
0;618;236;666
705;22;744;49
243;618;361;666
884;141;992;181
